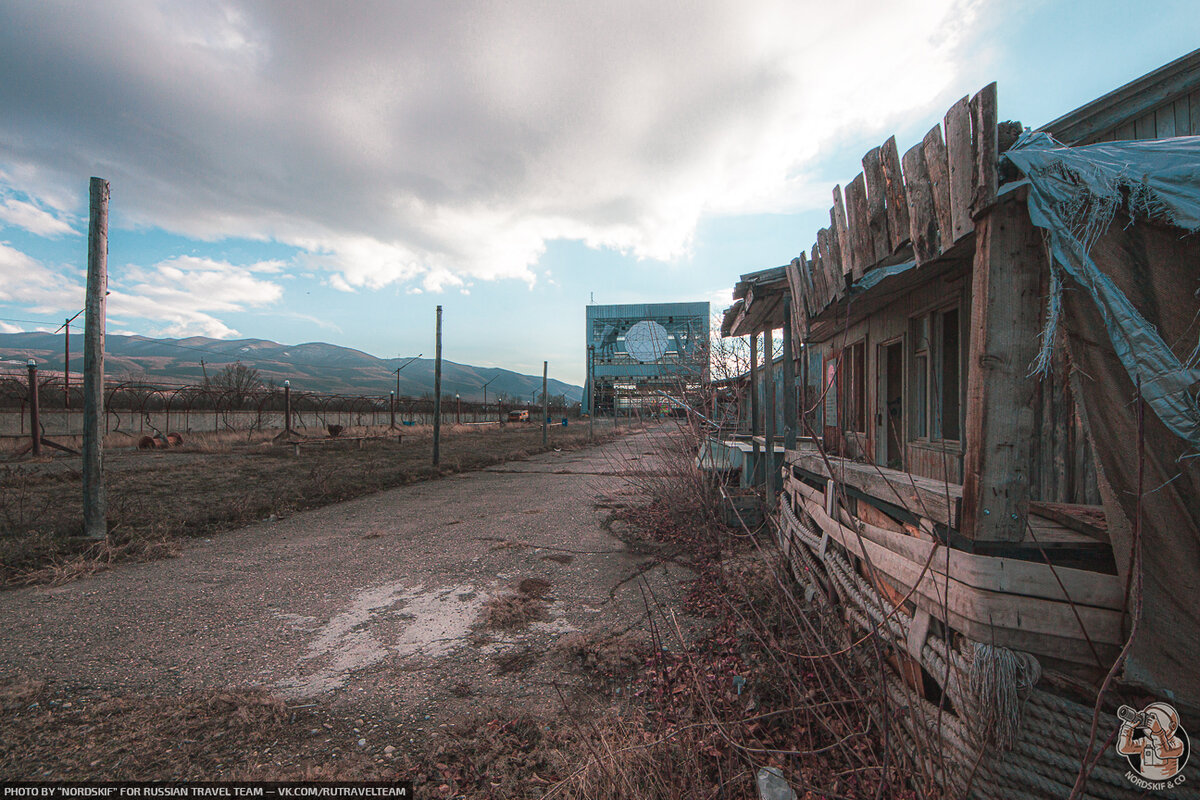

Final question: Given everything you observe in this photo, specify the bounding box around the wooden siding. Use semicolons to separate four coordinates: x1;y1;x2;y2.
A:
1083;89;1200;143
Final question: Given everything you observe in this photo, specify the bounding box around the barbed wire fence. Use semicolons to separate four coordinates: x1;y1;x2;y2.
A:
0;369;578;453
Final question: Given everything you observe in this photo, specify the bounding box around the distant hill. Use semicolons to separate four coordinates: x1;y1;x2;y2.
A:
0;332;582;403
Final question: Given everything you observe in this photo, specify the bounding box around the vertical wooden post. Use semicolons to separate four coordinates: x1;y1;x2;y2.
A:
960;186;1043;541
783;296;797;450
82;177;108;540
749;331;760;485
283;380;292;434
541;361;548;446
764;327;776;509
27;360;41;456
433;305;442;466
63;321;70;410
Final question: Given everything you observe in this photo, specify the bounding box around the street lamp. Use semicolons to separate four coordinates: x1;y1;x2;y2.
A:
455;392;461;424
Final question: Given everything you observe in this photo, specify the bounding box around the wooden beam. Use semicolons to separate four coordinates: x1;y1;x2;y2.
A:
922;124;952;253
802;250;824;315
879;135;911;253
82;177;109;540
787;450;960;530
902;140;939;263
797;252;817;319
960;188;1045;542
832;185;852;278
970;83;998;217
944;96;974;242
861;146;891;264
844;173;872;280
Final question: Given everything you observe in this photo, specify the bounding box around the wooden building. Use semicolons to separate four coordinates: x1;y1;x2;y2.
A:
718;49;1200;799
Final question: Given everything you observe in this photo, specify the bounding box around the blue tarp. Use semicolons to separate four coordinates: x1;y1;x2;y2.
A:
849;258;917;295
1004;132;1200;451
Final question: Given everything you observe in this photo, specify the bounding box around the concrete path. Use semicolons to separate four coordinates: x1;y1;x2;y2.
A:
0;427;697;730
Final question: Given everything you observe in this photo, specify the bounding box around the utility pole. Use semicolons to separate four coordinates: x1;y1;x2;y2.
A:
542;361;548;446
389;390;396;430
57;310;82;410
433;306;442;466
283;380;292;435
82;177;108;540
27;360;41;456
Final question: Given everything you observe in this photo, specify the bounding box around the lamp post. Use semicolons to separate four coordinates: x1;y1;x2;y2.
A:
389;390;396;429
455;393;461;424
481;374;498;419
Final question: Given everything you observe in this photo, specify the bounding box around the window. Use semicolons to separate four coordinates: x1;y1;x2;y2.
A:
843;341;866;433
910;306;962;441
939;308;961;441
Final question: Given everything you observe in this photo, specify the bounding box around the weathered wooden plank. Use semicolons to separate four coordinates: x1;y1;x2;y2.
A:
844;172;872;280
943;96;973;242
784;475;1123;609
801;250;824;315
1133;111;1157;139
922;125;952;252
787;450;960;529
879;136;910;253
1155;104;1177;138
832;185;852;278
1113;121;1136;141
861;146;891;263
960;187;1044;541
1191;90;1200;135
1174;98;1190;138
902;141;939;263
969;82;998;217
797;251;818;319
784;259;808;341
810;246;828;310
788;493;1124;655
816;228;841;302
826;206;843;278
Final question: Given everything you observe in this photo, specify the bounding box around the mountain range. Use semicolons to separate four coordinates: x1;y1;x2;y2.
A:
0;332;583;403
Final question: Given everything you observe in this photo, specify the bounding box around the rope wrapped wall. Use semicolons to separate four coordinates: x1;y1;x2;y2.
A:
777;487;1199;799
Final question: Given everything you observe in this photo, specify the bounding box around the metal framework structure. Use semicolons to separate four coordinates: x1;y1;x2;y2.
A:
583;302;709;416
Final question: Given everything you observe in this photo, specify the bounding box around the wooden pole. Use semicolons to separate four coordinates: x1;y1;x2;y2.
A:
63;321;70;410
783;296;797;450
764;327;776;509
27;360;41;456
284;380;292;434
82;177;108;540
749;331;760;485
960;187;1042;541
433;305;442;466
542;361;548;446
390;391;396;429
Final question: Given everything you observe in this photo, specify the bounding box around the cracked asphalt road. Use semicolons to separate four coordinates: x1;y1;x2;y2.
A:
0;426;699;725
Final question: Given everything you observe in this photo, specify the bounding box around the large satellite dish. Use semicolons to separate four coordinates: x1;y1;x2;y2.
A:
625;320;670;362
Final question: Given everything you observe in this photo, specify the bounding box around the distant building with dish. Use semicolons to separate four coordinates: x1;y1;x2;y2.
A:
583;302;709;416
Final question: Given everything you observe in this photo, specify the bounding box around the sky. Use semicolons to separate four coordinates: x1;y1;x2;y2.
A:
0;0;1196;387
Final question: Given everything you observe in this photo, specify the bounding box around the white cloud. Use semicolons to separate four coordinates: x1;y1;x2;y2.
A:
0;245;284;338
110;256;285;338
0;0;986;291
0;321;24;333
0;196;77;237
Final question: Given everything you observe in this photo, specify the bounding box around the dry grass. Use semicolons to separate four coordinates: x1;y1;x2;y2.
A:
1;420;638;587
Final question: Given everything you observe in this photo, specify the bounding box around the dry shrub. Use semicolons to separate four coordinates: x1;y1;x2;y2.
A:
481;593;549;630
516;577;552;598
556;627;652;678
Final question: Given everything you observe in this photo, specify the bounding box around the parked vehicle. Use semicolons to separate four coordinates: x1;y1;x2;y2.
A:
507;409;530;422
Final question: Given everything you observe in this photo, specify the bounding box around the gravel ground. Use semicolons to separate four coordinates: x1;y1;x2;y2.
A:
0;426;701;743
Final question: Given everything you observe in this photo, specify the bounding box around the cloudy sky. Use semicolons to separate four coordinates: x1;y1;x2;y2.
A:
0;0;1195;385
